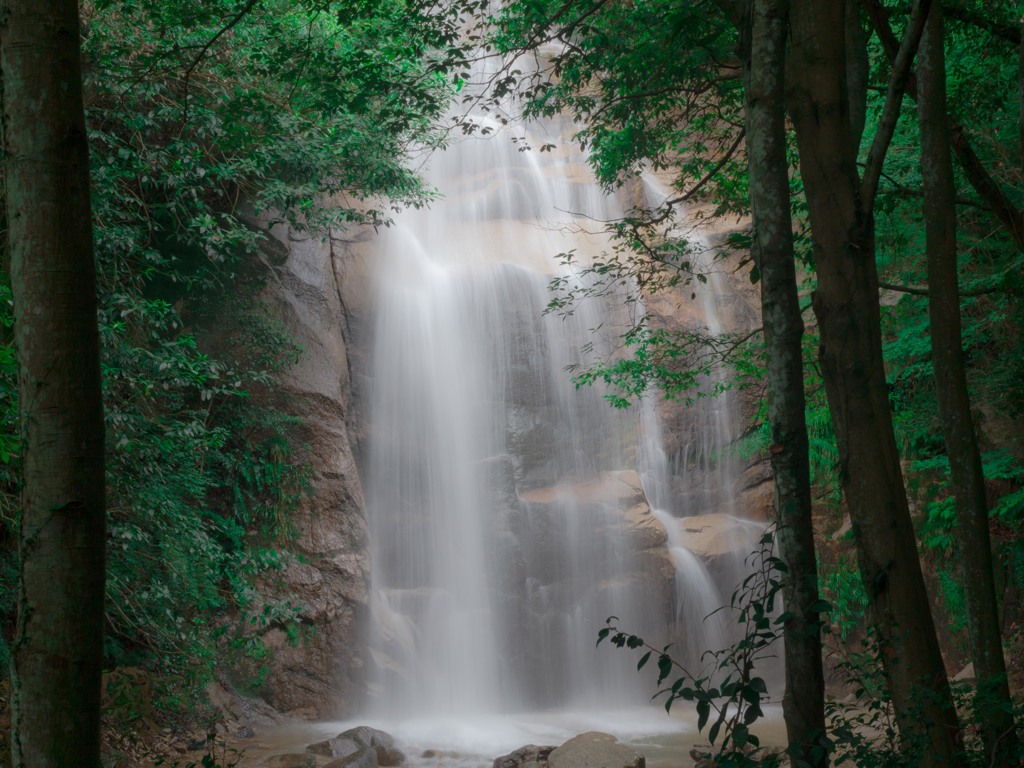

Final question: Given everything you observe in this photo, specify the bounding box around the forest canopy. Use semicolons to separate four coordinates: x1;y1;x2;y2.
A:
1;0;1023;767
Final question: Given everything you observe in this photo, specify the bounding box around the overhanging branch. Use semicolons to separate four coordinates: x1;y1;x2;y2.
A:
864;0;1024;253
860;0;933;212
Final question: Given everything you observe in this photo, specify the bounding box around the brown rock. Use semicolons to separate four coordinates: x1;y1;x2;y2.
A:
493;744;556;768
310;726;404;767
519;471;645;506
324;748;379;768
675;514;766;561
548;732;644;768
620;502;668;550
244;216;373;717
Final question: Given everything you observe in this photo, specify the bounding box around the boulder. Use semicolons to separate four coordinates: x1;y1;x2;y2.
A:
548;732;644;768
341;726;404;767
308;739;342;757
307;737;360;761
493;744;556;768
309;726;404;767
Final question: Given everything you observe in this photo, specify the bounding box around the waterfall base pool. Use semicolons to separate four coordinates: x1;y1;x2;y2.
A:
233;706;787;768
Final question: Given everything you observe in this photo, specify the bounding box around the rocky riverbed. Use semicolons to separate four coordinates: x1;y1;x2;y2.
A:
132;706;787;768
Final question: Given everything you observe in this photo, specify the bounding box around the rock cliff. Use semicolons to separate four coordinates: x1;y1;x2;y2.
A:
252;217;373;717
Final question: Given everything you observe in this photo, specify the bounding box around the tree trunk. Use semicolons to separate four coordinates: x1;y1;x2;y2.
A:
740;2;827;765
845;0;869;151
1;2;107;767
917;6;1020;764
786;2;962;765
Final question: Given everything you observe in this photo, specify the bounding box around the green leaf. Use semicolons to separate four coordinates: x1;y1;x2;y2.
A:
744;704;762;725
708;719;722;745
657;653;673;683
732;724;748;748
696;699;710;731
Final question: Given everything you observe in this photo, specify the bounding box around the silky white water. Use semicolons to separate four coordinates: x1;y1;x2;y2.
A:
359;70;762;744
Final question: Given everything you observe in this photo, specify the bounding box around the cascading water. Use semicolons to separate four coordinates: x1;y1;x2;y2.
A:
364;111;660;715
360;75;765;744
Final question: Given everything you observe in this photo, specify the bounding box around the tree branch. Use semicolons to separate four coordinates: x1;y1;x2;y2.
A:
886;2;1020;43
878;280;1003;297
860;0;933;212
656;128;747;216
181;0;261;124
865;0;1024;252
875;167;987;209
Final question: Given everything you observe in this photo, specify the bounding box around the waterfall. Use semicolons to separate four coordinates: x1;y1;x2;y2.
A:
360;90;760;724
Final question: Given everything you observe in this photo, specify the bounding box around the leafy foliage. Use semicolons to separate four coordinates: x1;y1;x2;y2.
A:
818;555;868;644
826;628;1024;768
824;632;908;768
599;531;800;768
0;0;456;708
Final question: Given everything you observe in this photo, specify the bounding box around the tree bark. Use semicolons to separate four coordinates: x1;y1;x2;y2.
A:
845;0;869;151
786;2;962;765
740;1;827;765
1;2;107;767
916;6;1020;764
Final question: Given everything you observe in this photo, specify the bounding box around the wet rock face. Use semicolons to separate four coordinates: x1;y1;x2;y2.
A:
492;471;676;703
674;513;768;586
641;245;770;524
252;219;371;717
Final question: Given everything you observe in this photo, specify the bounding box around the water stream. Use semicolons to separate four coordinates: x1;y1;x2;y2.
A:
359;76;762;754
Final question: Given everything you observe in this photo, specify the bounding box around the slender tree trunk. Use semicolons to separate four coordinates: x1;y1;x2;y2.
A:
740;2;827;765
1;2;107;767
786;2;962;765
917;6;1020;764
